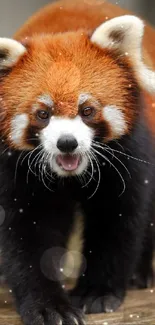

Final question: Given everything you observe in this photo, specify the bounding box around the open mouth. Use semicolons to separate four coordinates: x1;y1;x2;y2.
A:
56;154;81;171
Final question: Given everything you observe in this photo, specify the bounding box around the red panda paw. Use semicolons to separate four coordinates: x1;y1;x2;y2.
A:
20;300;85;325
82;293;123;314
70;290;124;314
42;305;85;325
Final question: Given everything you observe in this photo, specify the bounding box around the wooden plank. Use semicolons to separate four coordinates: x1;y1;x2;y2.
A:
0;287;155;325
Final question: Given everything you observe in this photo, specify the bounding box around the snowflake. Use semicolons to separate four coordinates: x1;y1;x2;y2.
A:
144;179;149;184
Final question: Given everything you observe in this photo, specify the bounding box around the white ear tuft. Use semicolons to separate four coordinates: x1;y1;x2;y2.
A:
91;15;155;94
0;38;26;70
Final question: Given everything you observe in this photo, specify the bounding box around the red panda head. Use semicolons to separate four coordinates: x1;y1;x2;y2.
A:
0;15;155;177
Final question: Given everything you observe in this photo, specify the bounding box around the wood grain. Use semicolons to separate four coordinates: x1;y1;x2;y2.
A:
0;286;155;325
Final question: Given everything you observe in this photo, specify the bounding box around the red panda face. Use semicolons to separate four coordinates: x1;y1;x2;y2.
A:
0;15;155;177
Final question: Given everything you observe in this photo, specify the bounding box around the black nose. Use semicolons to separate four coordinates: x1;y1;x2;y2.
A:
57;135;78;153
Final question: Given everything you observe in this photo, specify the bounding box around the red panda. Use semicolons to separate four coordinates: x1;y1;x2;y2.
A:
0;0;155;324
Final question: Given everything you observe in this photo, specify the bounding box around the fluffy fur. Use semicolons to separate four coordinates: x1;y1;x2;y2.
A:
0;1;155;324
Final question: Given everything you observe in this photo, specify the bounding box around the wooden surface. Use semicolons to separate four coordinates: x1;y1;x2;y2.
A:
0;287;155;325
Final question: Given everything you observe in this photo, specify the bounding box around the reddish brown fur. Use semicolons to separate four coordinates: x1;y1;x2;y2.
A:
1;0;155;148
14;0;155;68
0;3;154;318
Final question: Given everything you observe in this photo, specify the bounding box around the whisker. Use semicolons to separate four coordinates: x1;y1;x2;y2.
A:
112;140;125;152
93;140;154;166
40;157;53;192
92;147;126;196
1;147;10;155
82;152;94;188
26;146;43;184
27;149;44;181
109;149;155;166
34;150;44;171
87;150;101;199
93;141;131;178
41;153;54;184
92;141;115;159
104;148;131;178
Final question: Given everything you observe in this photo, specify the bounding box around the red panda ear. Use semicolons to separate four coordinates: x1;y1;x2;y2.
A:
0;38;26;70
91;15;155;94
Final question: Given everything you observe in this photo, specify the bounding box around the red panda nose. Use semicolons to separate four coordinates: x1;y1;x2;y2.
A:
57;135;78;153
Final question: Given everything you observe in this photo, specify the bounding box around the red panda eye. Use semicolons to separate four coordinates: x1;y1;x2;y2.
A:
81;107;94;117
37;110;50;121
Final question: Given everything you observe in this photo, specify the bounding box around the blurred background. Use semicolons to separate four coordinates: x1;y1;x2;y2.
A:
0;0;155;37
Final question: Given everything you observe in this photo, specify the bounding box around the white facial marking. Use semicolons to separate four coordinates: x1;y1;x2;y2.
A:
78;93;92;106
0;38;26;69
38;94;54;107
40;116;94;176
11;114;29;145
103;105;127;138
